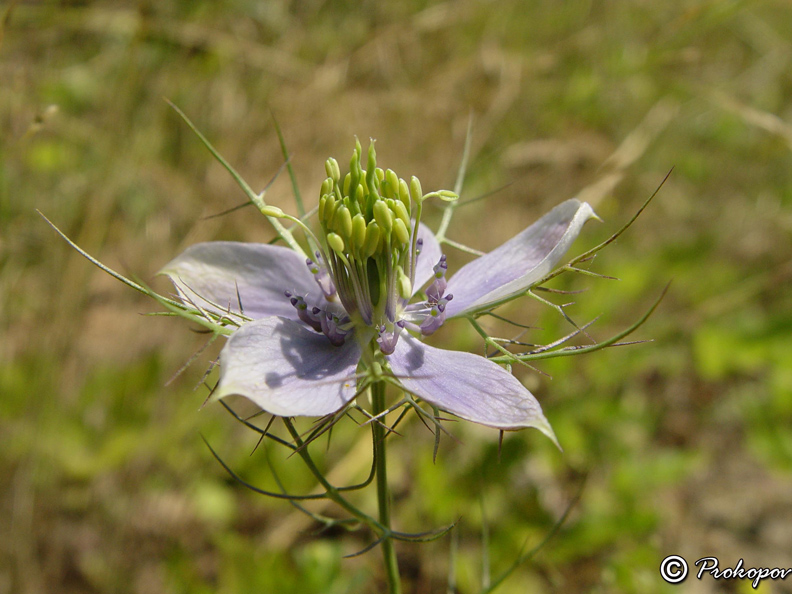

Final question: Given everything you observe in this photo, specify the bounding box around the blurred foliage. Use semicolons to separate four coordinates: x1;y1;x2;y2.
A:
2;0;792;592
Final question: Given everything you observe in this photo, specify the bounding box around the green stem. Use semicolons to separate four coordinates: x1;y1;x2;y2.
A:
435;112;473;242
372;380;402;594
166;100;306;257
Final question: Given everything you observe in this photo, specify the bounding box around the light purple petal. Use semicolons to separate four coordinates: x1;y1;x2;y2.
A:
387;334;558;440
214;317;361;417
160;242;319;321
444;200;596;317
412;222;443;295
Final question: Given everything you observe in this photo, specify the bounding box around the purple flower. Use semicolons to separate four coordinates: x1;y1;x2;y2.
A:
161;141;596;441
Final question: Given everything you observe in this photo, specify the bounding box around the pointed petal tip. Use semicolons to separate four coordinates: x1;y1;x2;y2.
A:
575;199;600;223
389;335;560;437
532;414;562;451
445;198;599;318
209;382;239;404
563;197;598;222
486;405;560;449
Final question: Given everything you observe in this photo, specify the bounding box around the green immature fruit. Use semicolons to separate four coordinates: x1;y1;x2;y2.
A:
410;176;423;203
392;200;410;228
325;157;340;182
335;205;353;239
392;218;410;246
259;205;285;217
320;177;333;198
398;178;411;212
326;232;345;255
351;213;366;250
373;200;393;234
396;266;412;299
384;169;399;199
362;221;381;258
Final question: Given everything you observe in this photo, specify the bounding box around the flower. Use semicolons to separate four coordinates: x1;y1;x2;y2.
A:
161;140;596;442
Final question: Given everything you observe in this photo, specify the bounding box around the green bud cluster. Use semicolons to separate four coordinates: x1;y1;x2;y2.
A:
318;139;423;261
316;138;458;327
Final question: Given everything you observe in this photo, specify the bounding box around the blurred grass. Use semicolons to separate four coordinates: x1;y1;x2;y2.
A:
2;1;792;592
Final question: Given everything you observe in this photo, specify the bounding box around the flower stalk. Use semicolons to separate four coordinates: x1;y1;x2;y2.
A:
372;379;401;594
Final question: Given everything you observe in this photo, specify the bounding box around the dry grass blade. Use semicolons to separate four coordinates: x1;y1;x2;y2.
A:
579;98;679;208
713;91;792;151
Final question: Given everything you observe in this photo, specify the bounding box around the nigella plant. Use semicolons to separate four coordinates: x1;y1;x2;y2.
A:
160;138;593;440
43;106;663;594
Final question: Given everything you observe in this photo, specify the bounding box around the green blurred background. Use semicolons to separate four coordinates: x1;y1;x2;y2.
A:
3;1;792;592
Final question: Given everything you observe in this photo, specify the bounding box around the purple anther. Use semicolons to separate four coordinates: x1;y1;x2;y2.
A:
416;237;424;256
425;255;448;303
434;254;447;274
287;292;323;333
419;304;446;336
377;320;405;355
306;254;336;299
320;312;348;347
436;294;453;314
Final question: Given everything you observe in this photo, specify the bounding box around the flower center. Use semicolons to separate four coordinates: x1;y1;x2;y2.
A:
287;139;458;353
318;139;419;328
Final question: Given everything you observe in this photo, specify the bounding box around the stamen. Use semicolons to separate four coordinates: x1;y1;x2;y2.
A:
320;311;350;347
285;290;323;333
377;320;405;355
419;306;444;336
311;139;456;346
285;290;350;346
419;294;453;336
404;302;430;313
306;255;336;299
426;255;448;303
